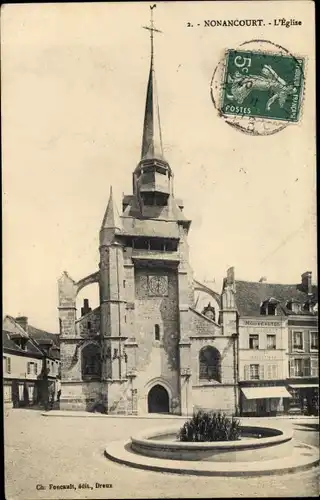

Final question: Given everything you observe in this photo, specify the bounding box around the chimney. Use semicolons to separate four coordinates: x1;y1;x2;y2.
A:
81;299;92;317
227;267;235;285
301;271;312;295
15;316;28;332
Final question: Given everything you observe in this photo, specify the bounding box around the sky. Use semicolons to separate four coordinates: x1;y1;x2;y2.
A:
2;2;316;332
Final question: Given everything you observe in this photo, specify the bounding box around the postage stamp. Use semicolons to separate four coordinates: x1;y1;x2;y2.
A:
220;49;304;123
210;40;306;135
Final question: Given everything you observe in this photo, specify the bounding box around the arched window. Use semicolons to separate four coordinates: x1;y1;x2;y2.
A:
199;346;221;382
154;324;160;341
81;343;101;380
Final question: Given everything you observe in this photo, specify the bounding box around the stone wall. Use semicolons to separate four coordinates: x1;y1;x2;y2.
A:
130;267;181;414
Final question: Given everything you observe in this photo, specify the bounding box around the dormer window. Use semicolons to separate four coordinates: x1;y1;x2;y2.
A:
303;300;316;313
286;300;301;314
260;298;279;316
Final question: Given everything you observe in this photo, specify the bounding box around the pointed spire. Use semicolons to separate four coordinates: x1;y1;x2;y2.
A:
141;5;164;161
101;186;122;232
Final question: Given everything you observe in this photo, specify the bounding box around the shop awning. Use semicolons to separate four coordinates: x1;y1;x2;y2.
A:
289;384;318;389
241;387;292;400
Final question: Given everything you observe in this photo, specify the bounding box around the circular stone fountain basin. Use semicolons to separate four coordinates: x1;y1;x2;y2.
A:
130;425;294;462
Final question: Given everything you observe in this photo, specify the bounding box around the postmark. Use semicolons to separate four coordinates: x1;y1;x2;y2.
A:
210;40;306;136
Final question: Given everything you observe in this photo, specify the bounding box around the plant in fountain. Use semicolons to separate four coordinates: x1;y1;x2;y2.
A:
178;411;241;442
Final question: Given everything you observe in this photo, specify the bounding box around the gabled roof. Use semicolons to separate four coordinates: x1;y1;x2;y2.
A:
2;330;44;357
234;280;318;316
2;316;60;360
27;325;59;348
3;315;29;338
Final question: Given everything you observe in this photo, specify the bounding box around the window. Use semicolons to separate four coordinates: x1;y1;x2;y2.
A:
3;356;11;374
266;364;278;379
27;362;37;375
123;280;126;288
267;335;276;350
87;321;91;331
260;298;278;316
81;343;101;379
250;364;260;380
310;331;318;350
292;331;303;350
199;346;221;382
291;358;311;377
286;300;301;313
289;388;300;407
154;324;160;341
249;335;259;350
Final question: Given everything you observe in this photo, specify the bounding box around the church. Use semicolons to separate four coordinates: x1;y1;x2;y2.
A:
58;12;238;415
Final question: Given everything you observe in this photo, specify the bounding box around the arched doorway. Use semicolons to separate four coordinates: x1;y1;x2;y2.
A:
148;384;169;413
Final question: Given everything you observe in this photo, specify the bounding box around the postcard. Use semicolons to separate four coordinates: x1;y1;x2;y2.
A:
2;1;318;499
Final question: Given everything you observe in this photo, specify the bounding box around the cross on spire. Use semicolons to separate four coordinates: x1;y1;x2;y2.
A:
142;4;162;62
140;4;164;161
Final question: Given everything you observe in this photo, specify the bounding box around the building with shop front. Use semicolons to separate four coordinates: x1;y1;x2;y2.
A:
287;272;318;415
3;316;60;409
221;269;318;417
58;14;238;415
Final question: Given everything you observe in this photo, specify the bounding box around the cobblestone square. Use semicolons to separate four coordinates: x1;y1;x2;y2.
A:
4;410;319;499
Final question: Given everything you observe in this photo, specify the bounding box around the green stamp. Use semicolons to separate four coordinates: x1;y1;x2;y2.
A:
221;49;304;122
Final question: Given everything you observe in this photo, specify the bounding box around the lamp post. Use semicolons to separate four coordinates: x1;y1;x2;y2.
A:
180;368;191;416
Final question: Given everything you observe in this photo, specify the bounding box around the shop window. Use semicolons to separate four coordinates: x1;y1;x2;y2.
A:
154;324;160;341
199;346;221;382
310;331;318;350
267;335;276;349
292;331;303;350
289;388;300;407
81;343;101;379
249;335;259;350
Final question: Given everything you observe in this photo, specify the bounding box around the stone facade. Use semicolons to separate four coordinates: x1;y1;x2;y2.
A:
58;18;238;416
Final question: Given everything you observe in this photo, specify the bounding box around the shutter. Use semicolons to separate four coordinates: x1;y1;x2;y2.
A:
259;365;264;380
303;358;310;376
244;365;249;380
7;357;11;374
289;359;294;377
311;357;318;377
267;364;272;380
27;362;30;375
273;364;278;379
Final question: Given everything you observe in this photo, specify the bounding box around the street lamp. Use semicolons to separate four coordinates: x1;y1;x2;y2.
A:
180;368;191;416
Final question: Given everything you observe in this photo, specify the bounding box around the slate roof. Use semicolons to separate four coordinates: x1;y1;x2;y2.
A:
121;216;180;239
3;330;44;357
27;325;60;348
234;280;318;316
3;316;60;359
3;315;29;338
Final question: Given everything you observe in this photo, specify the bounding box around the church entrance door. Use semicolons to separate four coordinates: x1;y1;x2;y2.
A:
148;384;169;413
